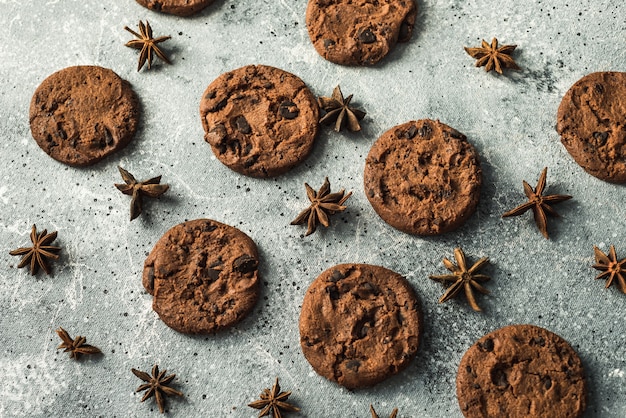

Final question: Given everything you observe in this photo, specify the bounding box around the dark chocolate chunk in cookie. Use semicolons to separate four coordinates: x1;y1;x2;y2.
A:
457;324;587;418
135;0;214;16
557;72;626;183
306;0;417;66
200;65;319;177
364;119;482;235
299;264;421;389
142;219;260;334
29;66;139;167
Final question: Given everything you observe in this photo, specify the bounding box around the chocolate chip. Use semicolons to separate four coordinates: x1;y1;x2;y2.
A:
358;28;376;44
542;375;552;390
594;83;604;94
466;366;472;373
233;254;258;274
398;125;417;139
145;267;154;290
203;223;217;232
323;39;336;48
530;336;546;347
104;127;115;146
211;98;228;112
490;366;509;388
592;131;608;146
480;338;494;352
207;268;220;281
448;128;465;139
358;324;369;338
326;284;340;300
329;269;345;282
57;125;67;140
205;91;216;100
243;154;259;168
234;115;251;134
417;123;432;138
346;359;361;371
398;20;412;42
279;101;299;119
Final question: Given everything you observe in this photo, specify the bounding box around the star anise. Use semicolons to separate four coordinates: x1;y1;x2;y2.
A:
318;85;366;132
132;365;183;414
9;225;61;275
464;38;520;74
248;378;300;418
592;245;626;293
55;327;101;360
290;177;352;236
502;167;572;239
115;166;169;221
124;20;171;72
370;404;398;418
429;247;490;312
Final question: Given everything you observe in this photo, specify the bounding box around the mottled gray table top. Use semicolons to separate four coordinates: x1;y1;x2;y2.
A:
1;0;625;417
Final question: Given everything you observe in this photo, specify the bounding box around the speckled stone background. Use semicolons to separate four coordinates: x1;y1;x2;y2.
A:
1;1;625;417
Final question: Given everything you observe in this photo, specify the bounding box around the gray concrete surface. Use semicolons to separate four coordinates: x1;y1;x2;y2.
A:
0;0;625;416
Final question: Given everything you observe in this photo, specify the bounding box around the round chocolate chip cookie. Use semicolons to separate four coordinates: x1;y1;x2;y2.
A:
306;0;417;66
457;324;587;418
299;263;421;389
200;65;319;177
556;71;626;183
364;119;482;235
29;66;139;167
135;0;214;16
142;219;260;334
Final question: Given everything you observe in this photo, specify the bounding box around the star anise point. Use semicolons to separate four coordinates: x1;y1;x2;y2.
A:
115;166;169;221
9;225;61;275
132;365;183;414
465;37;520;75
248;378;300;418
55;327;101;360
291;177;351;236
124;20;172;72
592;245;626;293
318;85;366;133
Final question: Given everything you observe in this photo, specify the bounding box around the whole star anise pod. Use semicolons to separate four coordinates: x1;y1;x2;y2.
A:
115;166;169;221
124;20;171;72
290;177;352;236
248;378;300;418
9;224;61;275
55;327;101;360
429;247;491;312
502;167;572;239
132;365;183;414
318;85;366;132
370;404;398;418
464;38;520;74
592;245;626;293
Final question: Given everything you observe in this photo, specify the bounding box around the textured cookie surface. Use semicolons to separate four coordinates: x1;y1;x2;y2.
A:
364;119;482;235
135;0;214;16
306;0;417;66
556;71;626;183
29;66;139;167
200;65;319;177
142;219;260;334
299;263;421;389
457;324;587;418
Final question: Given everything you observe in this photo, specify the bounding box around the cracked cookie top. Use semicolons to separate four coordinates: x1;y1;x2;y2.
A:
142;219;260;334
200;65;319;178
457;324;587;418
364;119;482;235
557;71;626;183
299;263;422;389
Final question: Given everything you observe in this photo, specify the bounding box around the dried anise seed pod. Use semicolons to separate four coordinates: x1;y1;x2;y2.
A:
318;85;366;132
291;177;352;236
56;327;101;359
115;166;169;221
124;20;171;72
9;224;61;275
464;38;520;74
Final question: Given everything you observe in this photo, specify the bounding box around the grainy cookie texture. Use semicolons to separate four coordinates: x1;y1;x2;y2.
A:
556;71;626;183
29;66;139;167
200;65;319;177
299;264;421;389
142;219;260;334
135;0;214;16
457;324;587;418
364;119;482;235
306;0;417;66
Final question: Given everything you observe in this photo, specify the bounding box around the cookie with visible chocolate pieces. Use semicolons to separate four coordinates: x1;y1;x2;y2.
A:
200;65;319;177
305;0;417;66
457;324;587;418
299;263;421;389
142;219;260;334
364;119;482;235
29;66;139;167
557;71;626;183
135;0;214;17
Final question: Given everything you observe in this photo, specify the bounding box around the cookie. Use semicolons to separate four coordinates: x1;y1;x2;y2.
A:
305;0;417;66
364;119;482;235
457;324;587;418
142;219;260;334
556;71;626;183
29;66;139;167
135;0;214;16
200;65;319;177
299;263;421;389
